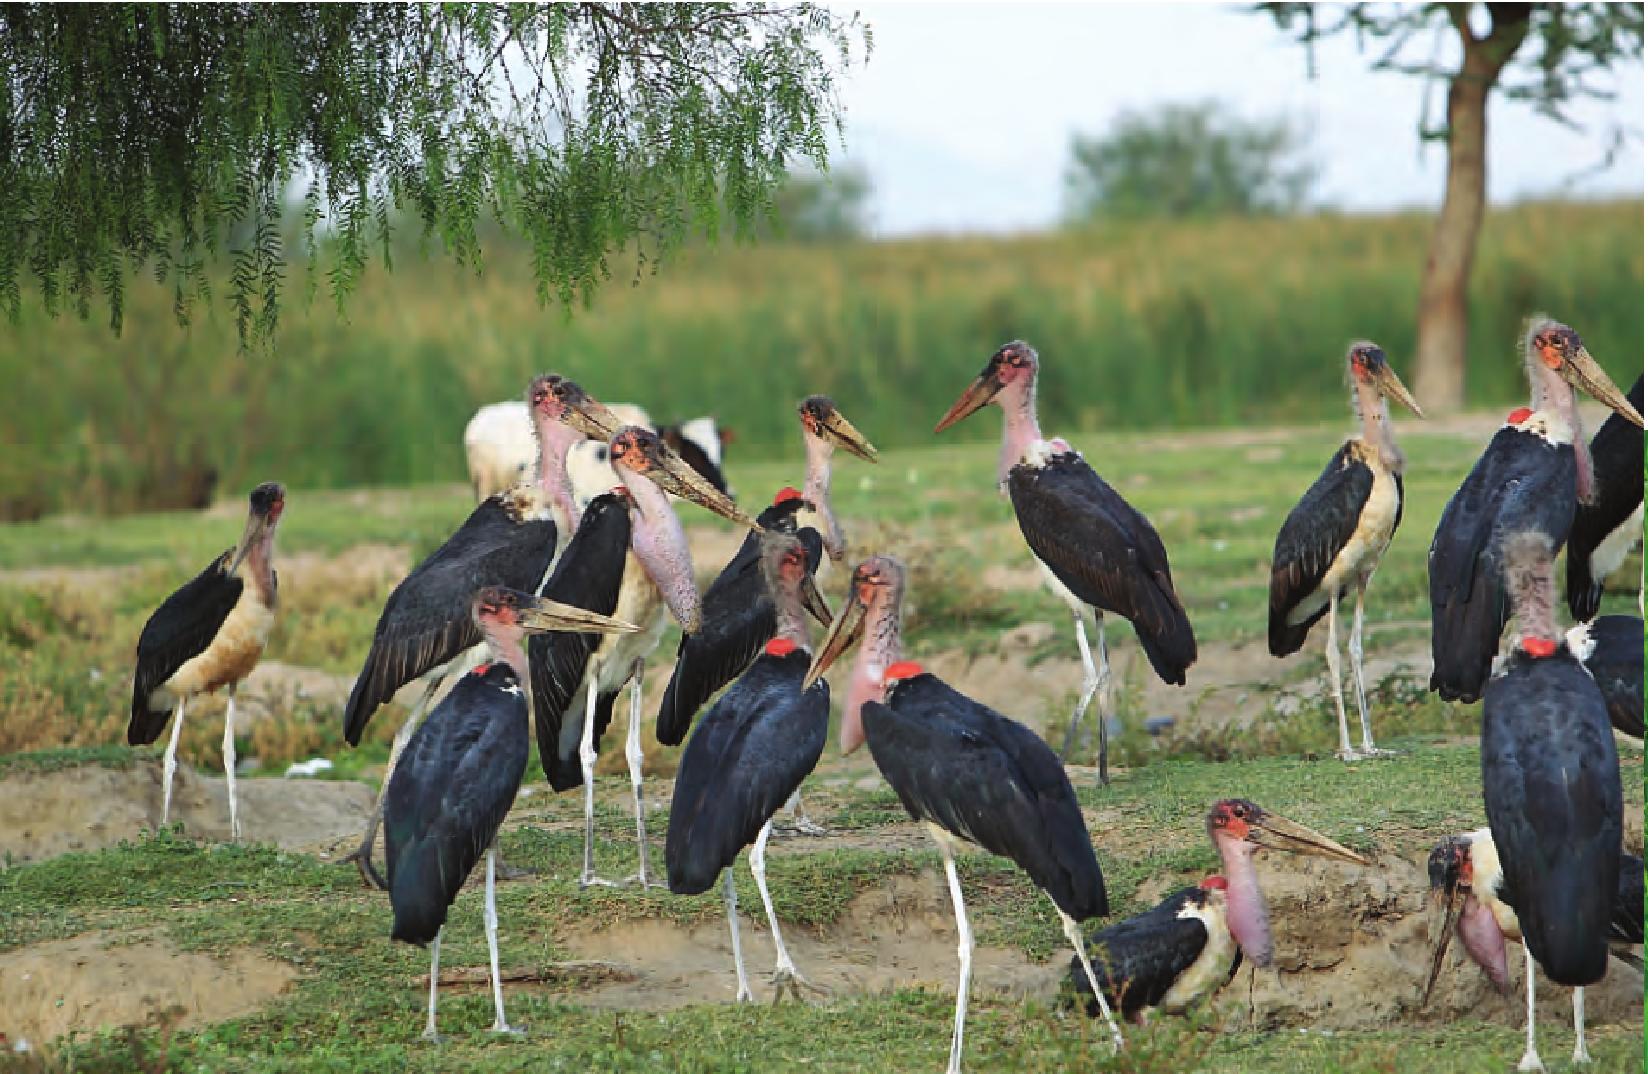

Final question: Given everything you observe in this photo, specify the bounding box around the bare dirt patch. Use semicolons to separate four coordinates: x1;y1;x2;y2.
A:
0;757;375;862
0;930;295;1047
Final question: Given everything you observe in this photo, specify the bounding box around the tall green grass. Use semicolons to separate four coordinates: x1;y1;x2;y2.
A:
1;200;1640;515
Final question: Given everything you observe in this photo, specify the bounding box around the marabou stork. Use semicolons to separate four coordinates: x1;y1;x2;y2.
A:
130;481;286;840
1424;829;1643;1070
1269;342;1423;760
665;529;833;1002
1565;615;1644;739
1428;320;1642;703
384;587;636;1041
795;394;880;571
934;341;1196;782
803;555;1126;1071
1566;375;1643;622
1476;531;1622;1069
1068;799;1367;1023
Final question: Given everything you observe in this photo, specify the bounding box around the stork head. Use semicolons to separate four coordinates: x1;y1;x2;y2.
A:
608;425;759;530
473;586;638;642
230;482;286;573
934;340;1038;433
805;555;906;752
1207;799;1368;865
1347;342;1423;417
1526;319;1643;427
799;395;879;462
759;528;832;628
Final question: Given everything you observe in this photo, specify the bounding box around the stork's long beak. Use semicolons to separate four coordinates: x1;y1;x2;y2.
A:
642;451;762;531
1421;883;1465;1007
1376;364;1424;418
799;571;833;627
1564;346;1644;428
934;369;1001;433
559;390;625;442
818;408;880;463
803;587;867;689
518;596;639;635
1248;811;1369;865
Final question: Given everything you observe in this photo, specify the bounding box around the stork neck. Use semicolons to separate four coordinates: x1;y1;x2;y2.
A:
803;432;845;558
772;573;811;651
482;624;530;683
234;518;279;604
1215;836;1273;968
842;594;903;753
1354;380;1404;473
998;379;1043;486
619;468;701;634
534;419;584;530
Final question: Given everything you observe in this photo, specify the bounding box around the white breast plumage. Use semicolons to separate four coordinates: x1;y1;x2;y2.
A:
1159;896;1238;1012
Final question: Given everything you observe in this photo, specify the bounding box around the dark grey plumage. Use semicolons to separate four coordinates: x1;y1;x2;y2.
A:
1574;615;1644;739
1566;376;1644;622
1068;886;1240;1021
129;550;246;743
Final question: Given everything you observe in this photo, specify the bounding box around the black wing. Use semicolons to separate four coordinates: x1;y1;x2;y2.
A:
1567;376;1644;621
865;673;1107;920
343;495;556;746
528;493;631;791
664;651;830;894
1069;888;1227;1021
654;499;820;746
1481;652;1622;986
1268;444;1375;657
1612;852;1644;947
129;549;241;744
1009;452;1195;685
1582;615;1644;738
1429;428;1576;703
384;663;530;945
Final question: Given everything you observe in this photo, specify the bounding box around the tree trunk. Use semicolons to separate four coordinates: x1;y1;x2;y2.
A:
1413;8;1529;413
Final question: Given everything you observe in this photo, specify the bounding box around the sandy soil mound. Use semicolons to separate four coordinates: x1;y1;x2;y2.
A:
0;758;374;862
0;931;295;1049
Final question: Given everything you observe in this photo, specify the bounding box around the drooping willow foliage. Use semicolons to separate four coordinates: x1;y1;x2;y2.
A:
0;4;863;342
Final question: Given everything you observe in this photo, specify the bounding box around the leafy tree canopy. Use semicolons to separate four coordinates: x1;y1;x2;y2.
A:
1064;102;1319;223
0;3;864;342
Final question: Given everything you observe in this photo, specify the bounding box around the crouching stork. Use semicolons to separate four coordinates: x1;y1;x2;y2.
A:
1269;342;1423;760
804;555;1124;1071
1429;320;1641;703
1425;829;1643;1070
665;530;833;1002
130;482;285;840
935;341;1196;782
1068;799;1367;1022
386;587;635;1041
1566;375;1644;622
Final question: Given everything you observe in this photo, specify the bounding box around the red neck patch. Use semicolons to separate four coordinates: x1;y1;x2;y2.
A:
1199;875;1228;891
1520;637;1558;659
884;660;924;683
773;487;803;506
472;662;494;676
765;638;798;658
1505;407;1533;426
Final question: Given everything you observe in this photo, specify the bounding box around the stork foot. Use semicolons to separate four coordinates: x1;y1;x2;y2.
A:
1336;747;1367;763
1516;1050;1546;1073
578;873;621;890
777;817;830;838
488;1021;527;1037
619;873;666;890
734;983;755;1004
1573;1043;1593;1066
419;1029;445;1045
771;965;828;1004
342;845;389;891
1358;746;1398;759
494;860;538;882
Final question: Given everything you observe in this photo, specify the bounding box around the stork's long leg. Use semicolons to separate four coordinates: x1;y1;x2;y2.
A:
724;869;754;1003
161;698;185;827
1056;901;1124;1052
1060;609;1109;785
484;848;524;1035
579;663;617;889
1093;618;1111;782
422;928;443;1043
622;659;657;888
751;821;822;1001
1571;986;1591;1065
1348;582;1393;758
936;833;974;1074
1325;592;1358;762
344;675;441;889
1518;945;1545;1073
223;686;241;842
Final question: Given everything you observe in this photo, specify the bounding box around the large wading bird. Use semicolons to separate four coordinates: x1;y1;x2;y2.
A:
1425;829;1643;1071
1565;375;1643;622
934;341;1196;782
804;555;1125;1073
1269;342;1423;760
1068;799;1368;1022
666;530;833;1002
1428;319;1642;703
385;588;635;1042
130;482;286;840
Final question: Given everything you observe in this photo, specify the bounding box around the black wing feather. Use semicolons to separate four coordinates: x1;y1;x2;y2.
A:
343;495;556;746
1268;445;1375;657
1567;376;1644;621
1580;615;1644;738
1008;452;1195;685
1069;888;1229;1021
129;549;242;744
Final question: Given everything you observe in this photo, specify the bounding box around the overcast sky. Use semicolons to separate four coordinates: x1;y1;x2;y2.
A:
827;3;1645;236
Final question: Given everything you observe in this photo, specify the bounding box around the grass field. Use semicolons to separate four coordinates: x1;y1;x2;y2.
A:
1;199;1641;516
0;407;1641;1072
